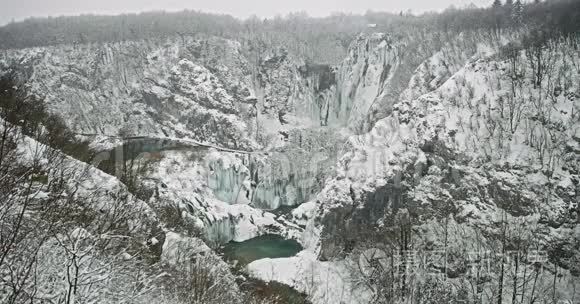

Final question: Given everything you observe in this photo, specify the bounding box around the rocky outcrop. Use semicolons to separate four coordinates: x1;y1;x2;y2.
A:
304;38;580;301
327;33;400;131
4;29;579;303
1;38;257;149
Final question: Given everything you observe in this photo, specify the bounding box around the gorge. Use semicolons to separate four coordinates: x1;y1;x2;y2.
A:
0;3;579;303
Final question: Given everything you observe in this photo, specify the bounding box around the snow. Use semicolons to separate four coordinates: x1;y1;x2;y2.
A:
144;149;289;243
1;37;256;149
247;250;372;304
264;37;580;303
161;232;211;265
291;201;317;226
2;30;579;304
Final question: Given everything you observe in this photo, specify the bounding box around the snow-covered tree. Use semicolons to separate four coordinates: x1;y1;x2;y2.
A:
512;0;524;26
505;0;514;15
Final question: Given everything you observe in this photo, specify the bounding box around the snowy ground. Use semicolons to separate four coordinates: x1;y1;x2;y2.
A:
247;250;372;304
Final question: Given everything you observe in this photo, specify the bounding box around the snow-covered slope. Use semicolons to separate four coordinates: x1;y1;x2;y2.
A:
2;29;579;304
0;38;259;148
248;37;579;303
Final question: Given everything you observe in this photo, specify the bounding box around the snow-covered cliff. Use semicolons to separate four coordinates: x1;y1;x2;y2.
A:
2;29;579;304
253;36;580;303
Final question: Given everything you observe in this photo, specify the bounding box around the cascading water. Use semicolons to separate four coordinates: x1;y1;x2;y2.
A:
207;161;252;205
328;33;400;132
186;33;403;246
206;151;318;210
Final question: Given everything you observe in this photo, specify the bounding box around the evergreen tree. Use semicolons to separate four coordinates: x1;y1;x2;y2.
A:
512;0;524;26
505;0;514;9
492;0;504;33
505;0;514;26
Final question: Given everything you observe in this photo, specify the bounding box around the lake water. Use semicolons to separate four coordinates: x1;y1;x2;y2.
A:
221;234;302;267
221;235;308;303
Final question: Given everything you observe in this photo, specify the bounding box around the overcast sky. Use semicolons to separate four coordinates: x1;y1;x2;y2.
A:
0;0;491;26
